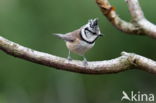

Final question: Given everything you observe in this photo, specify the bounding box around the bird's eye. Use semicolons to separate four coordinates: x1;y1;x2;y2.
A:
85;27;97;35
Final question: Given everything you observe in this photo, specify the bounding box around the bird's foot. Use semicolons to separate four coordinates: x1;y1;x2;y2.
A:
67;56;72;61
83;58;88;66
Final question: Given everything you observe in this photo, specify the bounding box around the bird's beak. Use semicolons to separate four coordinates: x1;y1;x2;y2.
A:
98;34;103;37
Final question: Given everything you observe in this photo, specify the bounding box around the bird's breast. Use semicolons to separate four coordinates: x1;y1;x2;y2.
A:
66;39;95;56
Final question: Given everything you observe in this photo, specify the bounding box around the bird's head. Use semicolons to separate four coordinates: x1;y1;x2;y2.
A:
81;18;103;43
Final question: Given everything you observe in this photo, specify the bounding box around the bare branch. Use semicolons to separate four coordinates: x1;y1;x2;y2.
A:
96;0;156;38
122;52;156;74
126;0;156;38
0;36;156;74
125;0;144;21
96;0;142;34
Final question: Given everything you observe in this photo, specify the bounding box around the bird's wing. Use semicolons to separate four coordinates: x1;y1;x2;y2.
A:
53;33;76;42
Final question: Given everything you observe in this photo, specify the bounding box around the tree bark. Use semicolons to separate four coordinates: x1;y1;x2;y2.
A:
96;0;156;38
0;36;156;74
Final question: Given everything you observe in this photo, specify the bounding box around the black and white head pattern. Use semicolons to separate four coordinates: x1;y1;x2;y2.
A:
80;18;102;44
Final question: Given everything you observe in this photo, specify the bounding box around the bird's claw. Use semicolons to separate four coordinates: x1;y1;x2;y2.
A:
67;56;72;61
83;59;88;66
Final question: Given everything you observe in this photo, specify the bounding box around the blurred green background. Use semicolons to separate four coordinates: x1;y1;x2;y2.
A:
0;0;156;103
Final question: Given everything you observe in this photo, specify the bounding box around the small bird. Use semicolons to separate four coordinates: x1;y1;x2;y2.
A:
54;18;103;65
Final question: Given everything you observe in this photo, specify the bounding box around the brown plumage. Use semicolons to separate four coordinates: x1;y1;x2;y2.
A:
54;29;80;42
54;29;94;56
53;18;102;65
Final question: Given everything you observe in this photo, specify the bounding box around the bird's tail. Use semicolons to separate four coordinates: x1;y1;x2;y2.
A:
53;33;74;42
53;33;64;40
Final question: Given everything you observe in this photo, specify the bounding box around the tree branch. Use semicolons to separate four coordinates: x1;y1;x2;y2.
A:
126;0;156;38
96;0;156;38
0;36;156;74
96;0;141;34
